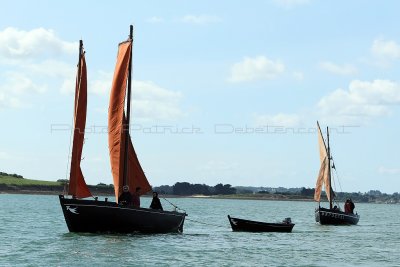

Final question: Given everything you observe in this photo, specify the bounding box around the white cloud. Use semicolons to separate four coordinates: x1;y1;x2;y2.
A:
0;27;79;108
89;71;113;96
60;69;111;95
370;38;400;67
24;59;75;78
0;71;46;95
132;80;184;121
378;166;400;175
0;71;47;109
320;61;357;76
254;113;301;127
318;79;400;123
181;15;222;25
228;56;285;82
89;77;184;121
371;38;400;60
273;0;310;8
0;27;76;59
147;16;164;24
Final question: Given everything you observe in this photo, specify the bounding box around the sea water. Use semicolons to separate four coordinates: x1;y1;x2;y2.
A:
0;194;399;266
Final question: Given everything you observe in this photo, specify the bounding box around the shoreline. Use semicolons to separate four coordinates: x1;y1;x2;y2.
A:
0;190;320;202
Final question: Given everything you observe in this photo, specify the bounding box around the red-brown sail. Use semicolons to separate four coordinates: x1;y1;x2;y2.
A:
68;42;92;198
108;40;151;202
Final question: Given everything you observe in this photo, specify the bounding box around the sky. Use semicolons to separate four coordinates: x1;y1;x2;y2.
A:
0;0;399;194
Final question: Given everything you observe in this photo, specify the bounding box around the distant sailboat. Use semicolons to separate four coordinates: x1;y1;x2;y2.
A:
59;26;186;233
314;121;360;225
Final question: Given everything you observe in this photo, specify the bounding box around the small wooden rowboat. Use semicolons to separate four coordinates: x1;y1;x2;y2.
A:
228;215;295;232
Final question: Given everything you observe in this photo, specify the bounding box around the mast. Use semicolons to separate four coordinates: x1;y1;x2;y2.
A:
326;126;333;209
122;25;134;187
77;40;83;83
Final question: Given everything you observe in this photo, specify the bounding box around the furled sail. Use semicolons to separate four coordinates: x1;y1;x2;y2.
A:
314;122;331;202
68;41;92;198
108;40;151;202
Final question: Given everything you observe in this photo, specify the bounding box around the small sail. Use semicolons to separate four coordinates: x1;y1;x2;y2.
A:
314;122;331;202
108;40;151;202
68;43;92;198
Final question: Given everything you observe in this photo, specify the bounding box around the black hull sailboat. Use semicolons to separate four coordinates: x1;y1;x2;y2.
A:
59;196;186;233
314;122;360;225
228;215;294;232
315;207;359;225
59;26;186;234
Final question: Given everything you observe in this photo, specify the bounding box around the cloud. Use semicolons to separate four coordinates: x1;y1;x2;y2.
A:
90;76;184;121
318;79;400;123
272;0;311;8
89;71;113;96
254;113;301;127
0;27;78;108
370;38;400;67
0;27;76;59
228;56;285;83
181;15;222;25
0;71;47;109
319;61;357;76
132;80;184;121
371;38;400;60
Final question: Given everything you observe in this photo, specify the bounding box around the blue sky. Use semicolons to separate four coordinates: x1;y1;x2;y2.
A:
1;0;399;193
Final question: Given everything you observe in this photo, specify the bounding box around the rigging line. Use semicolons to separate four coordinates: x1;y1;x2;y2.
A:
162;197;186;213
186;218;227;229
65;111;74;181
332;164;343;193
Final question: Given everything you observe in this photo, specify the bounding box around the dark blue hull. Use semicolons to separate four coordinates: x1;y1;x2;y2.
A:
315;207;359;225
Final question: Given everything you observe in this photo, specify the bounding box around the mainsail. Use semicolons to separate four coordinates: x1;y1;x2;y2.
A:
314;122;331;202
108;39;151;202
68;41;92;198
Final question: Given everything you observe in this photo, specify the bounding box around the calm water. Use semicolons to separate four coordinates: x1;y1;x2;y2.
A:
0;194;399;267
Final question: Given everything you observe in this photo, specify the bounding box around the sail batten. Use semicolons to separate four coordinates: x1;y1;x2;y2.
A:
108;39;151;202
68;42;92;198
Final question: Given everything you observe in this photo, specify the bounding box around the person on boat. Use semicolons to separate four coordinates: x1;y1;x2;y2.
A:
119;185;133;205
333;205;339;211
150;191;163;210
344;199;351;213
349;199;355;214
132;187;141;208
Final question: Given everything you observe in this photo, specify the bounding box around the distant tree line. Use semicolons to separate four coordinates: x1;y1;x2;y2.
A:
0;172;23;179
296;187;400;204
154;182;236;196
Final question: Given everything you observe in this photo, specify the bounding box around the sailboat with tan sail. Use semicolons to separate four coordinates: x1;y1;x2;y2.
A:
314;121;359;225
59;26;187;233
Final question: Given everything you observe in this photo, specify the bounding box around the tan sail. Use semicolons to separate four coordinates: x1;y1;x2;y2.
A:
314;122;331;202
68;42;92;198
108;40;151;202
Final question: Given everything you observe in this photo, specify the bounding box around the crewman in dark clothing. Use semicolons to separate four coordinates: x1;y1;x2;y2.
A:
150;191;163;210
132;187;141;208
349;199;355;214
119;185;133;206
